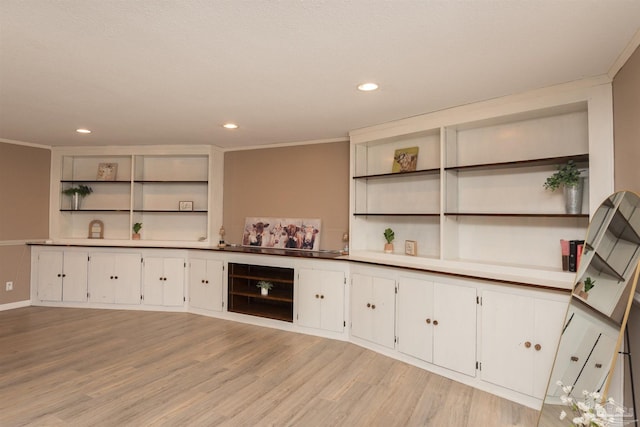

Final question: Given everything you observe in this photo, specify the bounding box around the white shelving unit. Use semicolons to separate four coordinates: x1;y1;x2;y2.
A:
50;146;223;245
349;80;615;282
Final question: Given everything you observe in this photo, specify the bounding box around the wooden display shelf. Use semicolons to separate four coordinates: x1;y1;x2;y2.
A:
443;212;589;218
444;154;589;172
353;168;440;180
228;289;293;303
353;212;440;217
228;300;293;323
228;273;294;284
227;263;295;322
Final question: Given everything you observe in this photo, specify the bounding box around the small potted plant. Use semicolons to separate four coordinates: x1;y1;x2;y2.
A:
543;161;583;214
575;277;595;300
256;280;273;296
383;228;395;253
132;222;142;240
62;184;93;210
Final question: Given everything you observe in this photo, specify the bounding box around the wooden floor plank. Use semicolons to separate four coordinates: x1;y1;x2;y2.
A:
0;307;540;426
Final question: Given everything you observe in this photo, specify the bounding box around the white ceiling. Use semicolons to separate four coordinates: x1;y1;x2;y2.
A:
1;1;639;150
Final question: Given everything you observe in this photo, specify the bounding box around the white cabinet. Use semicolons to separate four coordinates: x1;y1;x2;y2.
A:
189;258;223;312
481;289;567;399
397;277;477;377
88;252;142;304
350;273;396;348
36;250;88;302
142;257;185;306
297;268;345;333
546;305;618;398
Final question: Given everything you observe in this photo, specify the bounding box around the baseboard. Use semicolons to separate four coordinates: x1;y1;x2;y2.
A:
0;300;31;311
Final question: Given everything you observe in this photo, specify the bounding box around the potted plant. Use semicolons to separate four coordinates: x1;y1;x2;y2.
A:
132;222;142;240
61;184;93;210
543;161;583;214
383;228;395;253
575;277;595;300
256;280;273;296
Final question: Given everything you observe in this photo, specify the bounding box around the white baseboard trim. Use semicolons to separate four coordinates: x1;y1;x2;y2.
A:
0;300;31;311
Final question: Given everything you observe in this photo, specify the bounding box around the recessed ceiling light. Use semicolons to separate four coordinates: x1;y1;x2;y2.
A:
357;82;379;92
76;128;91;134
223;123;239;129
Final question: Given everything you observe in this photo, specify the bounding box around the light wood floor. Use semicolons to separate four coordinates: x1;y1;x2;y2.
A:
0;307;540;426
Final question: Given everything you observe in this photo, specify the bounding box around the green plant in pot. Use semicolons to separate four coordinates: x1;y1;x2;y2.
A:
543;161;584;214
383;228;395;254
256;280;273;296
576;277;595;300
132;222;142;240
62;185;93;210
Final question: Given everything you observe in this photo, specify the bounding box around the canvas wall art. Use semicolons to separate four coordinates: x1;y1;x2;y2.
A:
242;217;321;251
392;147;419;173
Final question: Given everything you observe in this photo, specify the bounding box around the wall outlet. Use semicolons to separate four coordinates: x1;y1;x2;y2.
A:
5;281;13;291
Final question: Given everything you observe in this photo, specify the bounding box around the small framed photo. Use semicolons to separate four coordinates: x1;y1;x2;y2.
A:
405;240;417;256
179;201;193;211
97;163;118;181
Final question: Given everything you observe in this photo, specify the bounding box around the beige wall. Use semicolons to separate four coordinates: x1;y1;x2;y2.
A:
613;45;640;193
0;142;51;305
223;141;350;251
612;45;640;410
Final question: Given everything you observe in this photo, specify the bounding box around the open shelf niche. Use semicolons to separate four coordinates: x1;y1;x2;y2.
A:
348;87;614;278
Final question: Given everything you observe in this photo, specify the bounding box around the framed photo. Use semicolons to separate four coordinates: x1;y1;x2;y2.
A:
96;163;118;181
392;147;419;173
405;240;417;256
179;201;193;211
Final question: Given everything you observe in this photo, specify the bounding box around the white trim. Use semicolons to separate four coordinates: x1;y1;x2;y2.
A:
0;138;51;150
221;137;348;152
0;240;38;247
0;300;31;311
608;27;640;79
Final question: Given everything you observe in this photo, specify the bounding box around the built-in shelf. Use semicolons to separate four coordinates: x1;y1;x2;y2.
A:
444;213;589;218
54;152;212;242
60;209;131;212
353;168;440;180
132;210;208;213
353;213;440;217
227;263;295;322
444;154;589;172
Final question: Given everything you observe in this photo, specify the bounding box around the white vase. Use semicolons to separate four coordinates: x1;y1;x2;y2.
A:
261;287;268;296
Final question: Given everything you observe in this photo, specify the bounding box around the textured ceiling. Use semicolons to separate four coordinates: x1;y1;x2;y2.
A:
1;1;639;149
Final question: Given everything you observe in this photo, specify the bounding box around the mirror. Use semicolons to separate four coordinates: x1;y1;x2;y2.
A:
539;191;640;426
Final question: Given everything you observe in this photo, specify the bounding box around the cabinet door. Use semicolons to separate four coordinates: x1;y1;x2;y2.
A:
37;251;63;302
531;298;567;398
319;270;345;333
142;257;165;306
190;259;223;311
481;290;535;395
297;269;345;333
351;274;374;342
546;310;605;397
88;253;115;303
297;268;324;330
114;253;142;305
352;274;395;348
162;257;185;306
62;252;88;302
482;290;566;397
433;282;477;377
397;277;434;362
572;332;617;396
